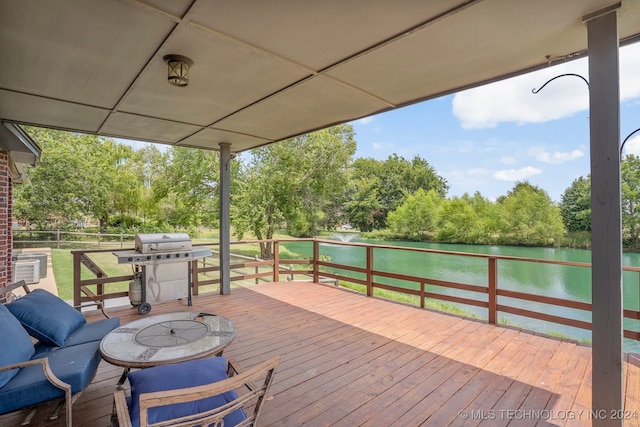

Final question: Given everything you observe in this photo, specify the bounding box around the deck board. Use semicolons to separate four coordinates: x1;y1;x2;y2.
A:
1;281;638;426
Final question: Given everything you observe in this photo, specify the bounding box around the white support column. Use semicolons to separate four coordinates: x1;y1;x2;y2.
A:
584;5;623;424
219;142;231;295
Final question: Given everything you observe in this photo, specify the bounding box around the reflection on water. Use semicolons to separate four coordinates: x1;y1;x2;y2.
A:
282;239;640;353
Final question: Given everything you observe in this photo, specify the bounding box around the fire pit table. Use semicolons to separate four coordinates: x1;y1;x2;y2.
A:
113;233;211;315
99;311;235;385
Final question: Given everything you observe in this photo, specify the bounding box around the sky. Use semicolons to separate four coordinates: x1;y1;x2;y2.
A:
349;42;640;202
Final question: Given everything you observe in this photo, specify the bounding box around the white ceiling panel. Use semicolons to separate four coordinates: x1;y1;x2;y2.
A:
0;90;110;132
118;24;311;126
0;0;176;108
179;128;271;152
190;0;464;71
214;75;391;141
328;0;611;105
100;112;201;144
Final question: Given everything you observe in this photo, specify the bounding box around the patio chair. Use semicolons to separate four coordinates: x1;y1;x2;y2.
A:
112;356;280;427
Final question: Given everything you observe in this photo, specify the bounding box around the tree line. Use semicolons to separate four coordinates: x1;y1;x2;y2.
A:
14;126;640;255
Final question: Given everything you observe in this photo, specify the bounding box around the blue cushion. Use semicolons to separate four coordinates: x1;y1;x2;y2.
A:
35;316;120;351
0;341;101;415
128;357;247;427
0;304;35;388
6;289;86;347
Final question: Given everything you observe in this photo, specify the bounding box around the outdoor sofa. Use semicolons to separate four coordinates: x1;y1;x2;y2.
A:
0;281;120;427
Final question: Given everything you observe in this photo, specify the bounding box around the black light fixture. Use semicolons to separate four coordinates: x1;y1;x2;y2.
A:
163;54;193;87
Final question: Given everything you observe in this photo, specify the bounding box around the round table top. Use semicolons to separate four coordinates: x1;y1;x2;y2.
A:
99;311;235;368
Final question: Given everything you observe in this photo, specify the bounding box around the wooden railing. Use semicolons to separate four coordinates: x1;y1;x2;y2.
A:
16;229;134;249
71;238;640;342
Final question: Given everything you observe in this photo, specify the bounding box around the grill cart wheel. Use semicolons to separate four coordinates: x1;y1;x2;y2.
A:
138;302;152;315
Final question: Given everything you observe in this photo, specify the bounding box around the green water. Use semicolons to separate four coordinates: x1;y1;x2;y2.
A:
281;236;640;353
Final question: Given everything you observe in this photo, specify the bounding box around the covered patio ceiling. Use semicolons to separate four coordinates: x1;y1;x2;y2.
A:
1;0;640;153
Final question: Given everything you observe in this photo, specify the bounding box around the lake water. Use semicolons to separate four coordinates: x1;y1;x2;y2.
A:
282;236;640;353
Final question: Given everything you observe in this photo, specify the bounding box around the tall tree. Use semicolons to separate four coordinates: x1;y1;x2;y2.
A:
232;125;356;258
128;144;166;226
152;147;224;229
497;181;564;245
346;155;448;231
388;188;442;240
559;176;591;232
435;196;482;243
14;128;128;230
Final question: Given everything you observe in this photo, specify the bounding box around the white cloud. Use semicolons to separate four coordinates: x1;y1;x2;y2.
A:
500;155;518;165
357;116;374;125
527;147;584;164
452;42;640;129
467;168;490;176
372;141;394;151
493;166;542;181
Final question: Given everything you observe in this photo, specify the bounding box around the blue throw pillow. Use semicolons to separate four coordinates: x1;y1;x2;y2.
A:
6;289;86;347
128;357;247;427
0;304;35;387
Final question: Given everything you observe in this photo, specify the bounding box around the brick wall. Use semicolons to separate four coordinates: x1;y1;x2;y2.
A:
0;151;12;287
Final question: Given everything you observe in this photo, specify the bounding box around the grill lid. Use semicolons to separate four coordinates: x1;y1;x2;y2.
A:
135;233;192;253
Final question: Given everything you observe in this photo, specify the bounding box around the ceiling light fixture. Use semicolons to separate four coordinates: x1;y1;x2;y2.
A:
163;54;193;87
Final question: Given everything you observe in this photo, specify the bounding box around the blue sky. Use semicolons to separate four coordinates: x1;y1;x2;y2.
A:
350;42;640;202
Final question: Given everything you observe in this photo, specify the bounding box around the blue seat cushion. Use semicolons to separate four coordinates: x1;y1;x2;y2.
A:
128;357;247;427
0;341;101;415
7;289;86;347
0;304;35;388
35;316;120;351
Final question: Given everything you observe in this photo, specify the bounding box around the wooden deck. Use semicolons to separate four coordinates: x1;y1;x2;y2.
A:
2;282;639;426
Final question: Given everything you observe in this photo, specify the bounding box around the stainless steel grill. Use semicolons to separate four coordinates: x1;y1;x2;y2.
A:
114;233;210;265
112;233;212;315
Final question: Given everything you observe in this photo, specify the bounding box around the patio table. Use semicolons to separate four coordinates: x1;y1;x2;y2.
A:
99;311;235;384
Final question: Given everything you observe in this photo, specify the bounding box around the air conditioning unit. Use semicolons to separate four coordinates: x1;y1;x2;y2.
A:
12;259;40;284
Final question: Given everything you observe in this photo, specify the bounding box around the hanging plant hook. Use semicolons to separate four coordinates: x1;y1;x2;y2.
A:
621;128;640;156
532;73;590;94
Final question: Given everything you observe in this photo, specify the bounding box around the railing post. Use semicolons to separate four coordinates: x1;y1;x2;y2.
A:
488;257;497;324
57;229;60;249
313;240;319;283
120;233;124;248
273;240;280;282
73;252;81;310
255;255;259;284
366;246;373;297
98;232;101;249
420;280;425;308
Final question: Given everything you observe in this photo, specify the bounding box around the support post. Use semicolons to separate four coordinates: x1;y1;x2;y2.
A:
219;143;232;295
584;5;623;424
